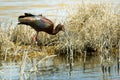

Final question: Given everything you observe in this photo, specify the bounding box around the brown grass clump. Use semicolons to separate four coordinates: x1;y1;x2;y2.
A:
11;25;35;45
55;4;120;56
0;21;58;60
0;23;15;53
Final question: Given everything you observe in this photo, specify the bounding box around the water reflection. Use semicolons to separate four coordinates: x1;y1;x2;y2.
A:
0;62;20;80
0;56;120;80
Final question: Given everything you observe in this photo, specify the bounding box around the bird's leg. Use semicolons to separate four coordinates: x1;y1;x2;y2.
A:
31;32;38;45
35;32;43;51
31;32;43;51
35;31;39;44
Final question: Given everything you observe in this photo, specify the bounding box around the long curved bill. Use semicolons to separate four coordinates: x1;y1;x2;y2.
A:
62;26;65;32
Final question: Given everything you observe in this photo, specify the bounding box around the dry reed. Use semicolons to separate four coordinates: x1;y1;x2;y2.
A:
55;3;120;56
0;3;119;59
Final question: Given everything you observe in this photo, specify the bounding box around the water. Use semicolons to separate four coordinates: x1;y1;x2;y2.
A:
0;0;119;18
0;56;120;80
0;0;119;25
0;0;120;80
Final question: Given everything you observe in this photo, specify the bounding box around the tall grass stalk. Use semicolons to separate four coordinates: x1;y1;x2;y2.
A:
118;40;120;62
118;40;120;73
20;49;29;80
64;30;74;69
4;48;9;61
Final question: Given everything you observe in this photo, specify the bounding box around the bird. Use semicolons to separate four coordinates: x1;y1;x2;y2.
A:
18;13;65;45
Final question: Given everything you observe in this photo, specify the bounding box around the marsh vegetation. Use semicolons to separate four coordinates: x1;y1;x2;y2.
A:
0;2;120;80
0;4;119;57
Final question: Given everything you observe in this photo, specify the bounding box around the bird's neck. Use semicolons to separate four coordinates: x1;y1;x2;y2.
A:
51;26;60;35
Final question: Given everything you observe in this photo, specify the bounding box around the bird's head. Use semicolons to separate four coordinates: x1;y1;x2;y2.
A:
57;24;65;32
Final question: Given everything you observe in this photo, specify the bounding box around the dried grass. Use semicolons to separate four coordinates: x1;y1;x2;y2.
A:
55;3;120;56
0;3;119;59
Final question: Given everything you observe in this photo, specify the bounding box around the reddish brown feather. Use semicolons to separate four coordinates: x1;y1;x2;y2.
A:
41;17;54;26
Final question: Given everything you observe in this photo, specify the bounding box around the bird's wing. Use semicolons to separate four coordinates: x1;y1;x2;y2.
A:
24;13;35;16
41;17;53;26
18;14;54;29
19;17;36;23
33;16;54;28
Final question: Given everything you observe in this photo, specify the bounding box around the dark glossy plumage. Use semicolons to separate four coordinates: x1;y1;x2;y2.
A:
18;13;65;35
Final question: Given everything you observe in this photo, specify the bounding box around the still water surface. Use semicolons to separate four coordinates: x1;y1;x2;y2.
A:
0;56;120;80
0;0;119;18
0;0;119;24
0;0;120;80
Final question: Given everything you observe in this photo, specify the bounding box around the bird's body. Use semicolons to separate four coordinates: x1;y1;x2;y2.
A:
18;13;65;46
18;13;64;35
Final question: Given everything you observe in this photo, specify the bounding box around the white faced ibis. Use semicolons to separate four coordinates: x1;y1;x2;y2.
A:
18;13;65;44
